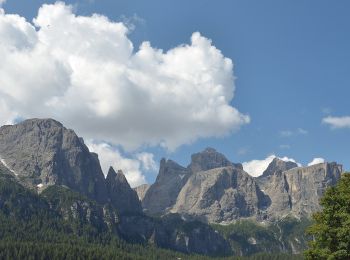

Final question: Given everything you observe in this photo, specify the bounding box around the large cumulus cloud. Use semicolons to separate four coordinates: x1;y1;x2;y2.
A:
0;2;249;151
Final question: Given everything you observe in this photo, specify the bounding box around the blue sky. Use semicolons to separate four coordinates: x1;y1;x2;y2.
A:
1;0;349;184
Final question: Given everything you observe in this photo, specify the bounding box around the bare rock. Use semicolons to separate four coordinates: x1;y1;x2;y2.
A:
142;159;190;214
0;119;108;203
106;167;142;214
134;184;150;201
171;166;269;223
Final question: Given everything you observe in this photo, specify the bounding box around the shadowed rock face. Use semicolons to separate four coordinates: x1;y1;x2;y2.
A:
106;167;142;214
171;166;270;223
117;213;232;256
142;159;191;214
0;118;108;203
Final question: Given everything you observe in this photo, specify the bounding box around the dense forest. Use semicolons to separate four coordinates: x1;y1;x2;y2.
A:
0;169;303;259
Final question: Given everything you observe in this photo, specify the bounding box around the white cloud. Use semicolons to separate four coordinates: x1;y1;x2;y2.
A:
279;156;301;166
322;116;350;129
279;144;291;149
280;130;293;137
243;155;301;177
297;128;308;135
136;152;158;172
280;128;308;137
243;155;275;177
0;2;249;151
87;141;151;187
308;158;325;166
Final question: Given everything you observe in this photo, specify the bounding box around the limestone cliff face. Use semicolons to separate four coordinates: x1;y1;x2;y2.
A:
143;150;343;223
171;167;270;223
262;162;342;220
134;184;150;201
0;119;108;203
260;158;298;178
189;147;242;173
142;148;244;216
142;159;190;214
106;167;142;214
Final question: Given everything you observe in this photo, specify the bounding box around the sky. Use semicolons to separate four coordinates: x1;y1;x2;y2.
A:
0;0;349;186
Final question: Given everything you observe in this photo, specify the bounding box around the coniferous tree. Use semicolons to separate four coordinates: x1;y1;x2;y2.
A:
305;173;350;259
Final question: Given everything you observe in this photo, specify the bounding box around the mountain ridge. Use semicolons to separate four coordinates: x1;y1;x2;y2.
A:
0;118;345;257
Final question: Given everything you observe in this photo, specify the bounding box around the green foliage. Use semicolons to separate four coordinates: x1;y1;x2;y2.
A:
213;218;311;256
0;169;305;259
305;173;350;260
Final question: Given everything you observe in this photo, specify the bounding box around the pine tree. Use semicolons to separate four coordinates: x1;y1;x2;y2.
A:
305;173;350;259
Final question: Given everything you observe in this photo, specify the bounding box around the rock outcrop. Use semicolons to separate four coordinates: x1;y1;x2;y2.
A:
189;147;242;173
106;167;142;214
0;119;108;203
171;166;270;223
259;157;298;178
117;213;232;256
142;159;190;214
143;150;343;223
262;162;342;220
142;148;244;216
134;184;150;201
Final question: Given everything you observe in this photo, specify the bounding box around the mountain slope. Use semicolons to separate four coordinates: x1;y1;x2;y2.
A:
0;118;108;203
171;166;270;223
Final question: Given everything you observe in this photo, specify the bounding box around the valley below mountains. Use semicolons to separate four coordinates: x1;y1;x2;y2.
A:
0;118;344;258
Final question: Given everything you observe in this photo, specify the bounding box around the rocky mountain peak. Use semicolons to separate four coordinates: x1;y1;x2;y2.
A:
260;157;298;178
142;159;190;214
157;159;187;180
189;147;242;173
106;167;128;185
106;167;142;214
0;118;108;203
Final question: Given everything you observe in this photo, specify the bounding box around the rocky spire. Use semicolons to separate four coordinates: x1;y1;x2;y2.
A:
106;167;142;214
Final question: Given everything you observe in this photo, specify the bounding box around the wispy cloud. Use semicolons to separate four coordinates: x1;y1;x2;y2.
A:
279;144;291;149
322;116;350;129
280;128;308;137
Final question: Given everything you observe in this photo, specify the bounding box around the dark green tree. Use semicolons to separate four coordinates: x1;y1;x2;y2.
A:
305;173;350;259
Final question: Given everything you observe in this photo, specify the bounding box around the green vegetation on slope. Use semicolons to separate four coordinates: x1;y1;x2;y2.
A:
0;169;304;259
305;173;350;259
212;217;311;256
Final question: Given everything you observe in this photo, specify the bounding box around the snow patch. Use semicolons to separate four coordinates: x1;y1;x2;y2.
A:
179;174;186;180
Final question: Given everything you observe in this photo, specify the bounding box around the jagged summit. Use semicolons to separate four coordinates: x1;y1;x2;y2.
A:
259;157;298;178
142;158;190;214
189;147;242;173
0;118;143;215
106;167;128;184
106;166;142;214
0;118;108;203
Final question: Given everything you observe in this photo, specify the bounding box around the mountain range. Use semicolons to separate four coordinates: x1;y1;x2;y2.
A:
0;118;344;257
